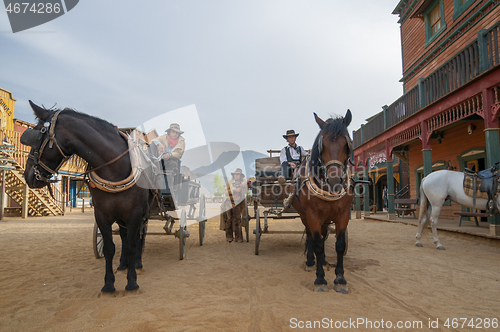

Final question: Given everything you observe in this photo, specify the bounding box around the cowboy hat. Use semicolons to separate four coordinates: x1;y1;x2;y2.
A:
166;123;184;134
231;168;245;177
283;129;299;139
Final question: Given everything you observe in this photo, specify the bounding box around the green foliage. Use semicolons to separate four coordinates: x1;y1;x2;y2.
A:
213;173;224;197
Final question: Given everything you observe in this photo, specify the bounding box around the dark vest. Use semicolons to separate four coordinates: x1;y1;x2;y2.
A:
285;145;302;163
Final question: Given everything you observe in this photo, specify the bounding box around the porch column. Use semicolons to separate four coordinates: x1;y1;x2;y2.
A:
482;87;500;236
355;172;361;219
421;120;433;177
363;159;370;217
422;149;433;177
386;158;396;220
22;184;29;219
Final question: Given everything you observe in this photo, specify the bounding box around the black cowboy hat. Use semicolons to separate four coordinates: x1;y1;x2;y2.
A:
283;129;299;139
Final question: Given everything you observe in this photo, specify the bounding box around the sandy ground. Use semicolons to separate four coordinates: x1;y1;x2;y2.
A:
1;205;499;332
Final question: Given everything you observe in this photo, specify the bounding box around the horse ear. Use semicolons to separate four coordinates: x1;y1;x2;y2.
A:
29;100;51;121
314;112;326;129
343;109;352;127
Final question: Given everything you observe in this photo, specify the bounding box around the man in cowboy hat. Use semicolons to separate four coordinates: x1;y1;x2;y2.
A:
151;123;186;170
278;129;308;185
222;168;247;243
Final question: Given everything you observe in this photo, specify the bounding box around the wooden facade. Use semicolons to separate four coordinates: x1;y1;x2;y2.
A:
396;0;500;90
352;0;500;236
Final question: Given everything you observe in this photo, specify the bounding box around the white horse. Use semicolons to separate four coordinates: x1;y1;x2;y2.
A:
415;170;499;250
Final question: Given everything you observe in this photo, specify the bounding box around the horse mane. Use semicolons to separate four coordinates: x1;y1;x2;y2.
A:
35;107;119;135
309;115;351;173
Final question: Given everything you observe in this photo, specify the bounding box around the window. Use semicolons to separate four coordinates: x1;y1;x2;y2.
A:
430;6;441;35
424;0;446;48
453;0;475;21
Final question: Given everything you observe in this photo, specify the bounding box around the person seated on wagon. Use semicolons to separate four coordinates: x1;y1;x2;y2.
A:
277;129;308;185
151;123;185;171
222;168;247;243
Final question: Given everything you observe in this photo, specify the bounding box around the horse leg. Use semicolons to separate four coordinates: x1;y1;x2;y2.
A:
124;213;141;291
117;224;144;270
312;231;328;291
415;211;427;247
304;232;315;271
95;213;116;293
333;230;349;294
429;207;445;250
415;189;431;247
117;225;128;271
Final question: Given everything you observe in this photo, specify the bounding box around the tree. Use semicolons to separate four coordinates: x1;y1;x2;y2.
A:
213;173;225;197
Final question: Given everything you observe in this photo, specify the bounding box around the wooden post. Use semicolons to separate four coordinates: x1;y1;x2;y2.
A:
22;184;29;219
0;170;4;220
363;159;370;217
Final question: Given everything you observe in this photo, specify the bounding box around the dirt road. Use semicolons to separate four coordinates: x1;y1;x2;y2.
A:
0;207;499;331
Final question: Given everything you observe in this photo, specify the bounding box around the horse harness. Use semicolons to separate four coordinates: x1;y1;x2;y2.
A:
20;110;140;193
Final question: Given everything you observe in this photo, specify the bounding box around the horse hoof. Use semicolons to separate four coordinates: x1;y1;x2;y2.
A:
437;246;445;250
314;285;328;292
125;283;139;291
333;284;349;294
116;264;127;271
101;285;116;293
304;263;315;272
415;243;423;247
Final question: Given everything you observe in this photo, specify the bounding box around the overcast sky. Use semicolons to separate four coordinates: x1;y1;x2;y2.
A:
0;0;403;155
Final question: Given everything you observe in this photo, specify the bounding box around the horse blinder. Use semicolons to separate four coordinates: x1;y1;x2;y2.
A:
20;129;41;147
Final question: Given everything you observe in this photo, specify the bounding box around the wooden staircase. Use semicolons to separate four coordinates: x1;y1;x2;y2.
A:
1;129;64;217
2;162;63;216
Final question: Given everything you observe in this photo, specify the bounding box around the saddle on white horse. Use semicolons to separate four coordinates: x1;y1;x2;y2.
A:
463;164;500;214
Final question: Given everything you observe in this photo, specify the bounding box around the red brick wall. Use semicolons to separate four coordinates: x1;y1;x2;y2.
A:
407;120;486;219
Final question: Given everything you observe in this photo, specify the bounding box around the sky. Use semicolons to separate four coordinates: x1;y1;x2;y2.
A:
0;0;404;155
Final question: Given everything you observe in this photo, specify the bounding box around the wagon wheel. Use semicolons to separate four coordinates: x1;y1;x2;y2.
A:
93;222;104;259
198;194;206;246
254;208;261;255
243;197;250;242
178;209;188;260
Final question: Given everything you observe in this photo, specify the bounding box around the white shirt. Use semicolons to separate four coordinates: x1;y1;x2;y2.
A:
279;144;308;164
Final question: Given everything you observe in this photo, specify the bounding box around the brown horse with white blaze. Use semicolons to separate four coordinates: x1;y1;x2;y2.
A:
292;110;353;293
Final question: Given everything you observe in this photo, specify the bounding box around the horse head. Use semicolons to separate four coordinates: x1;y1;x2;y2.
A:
311;110;352;194
21;101;72;189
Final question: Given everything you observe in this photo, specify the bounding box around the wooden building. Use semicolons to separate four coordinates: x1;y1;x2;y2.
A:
352;0;500;236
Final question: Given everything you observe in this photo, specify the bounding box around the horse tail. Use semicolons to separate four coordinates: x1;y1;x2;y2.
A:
417;178;429;227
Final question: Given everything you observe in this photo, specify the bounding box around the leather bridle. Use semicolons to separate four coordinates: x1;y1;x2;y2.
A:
315;134;353;192
23;110;70;183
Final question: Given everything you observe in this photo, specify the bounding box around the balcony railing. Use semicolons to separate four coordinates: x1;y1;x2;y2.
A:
353;20;500;149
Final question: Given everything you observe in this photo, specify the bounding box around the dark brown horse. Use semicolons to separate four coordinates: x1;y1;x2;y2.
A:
21;101;152;293
292;110;353;293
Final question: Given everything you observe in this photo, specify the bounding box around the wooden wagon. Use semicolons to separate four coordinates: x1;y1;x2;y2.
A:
93;159;207;261
250;150;345;255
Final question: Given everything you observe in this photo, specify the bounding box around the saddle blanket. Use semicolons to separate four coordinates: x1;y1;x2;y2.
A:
463;173;500;199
